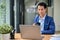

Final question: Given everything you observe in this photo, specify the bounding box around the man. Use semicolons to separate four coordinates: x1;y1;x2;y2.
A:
33;2;55;34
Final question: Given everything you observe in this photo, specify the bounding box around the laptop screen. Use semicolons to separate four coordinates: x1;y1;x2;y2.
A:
19;25;41;39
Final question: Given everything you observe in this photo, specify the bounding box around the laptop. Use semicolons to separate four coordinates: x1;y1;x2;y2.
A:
19;25;42;39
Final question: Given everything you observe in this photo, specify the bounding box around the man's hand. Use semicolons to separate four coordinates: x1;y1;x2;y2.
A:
33;23;36;26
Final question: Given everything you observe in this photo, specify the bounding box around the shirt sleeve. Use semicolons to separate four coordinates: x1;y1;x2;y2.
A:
33;15;38;23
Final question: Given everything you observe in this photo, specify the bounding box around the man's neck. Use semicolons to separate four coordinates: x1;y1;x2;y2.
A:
39;14;46;18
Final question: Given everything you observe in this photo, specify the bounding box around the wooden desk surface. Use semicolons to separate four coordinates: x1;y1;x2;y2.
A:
15;33;51;40
0;33;51;40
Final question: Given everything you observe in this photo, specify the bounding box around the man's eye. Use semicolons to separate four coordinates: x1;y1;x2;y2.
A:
41;9;44;10
39;9;40;10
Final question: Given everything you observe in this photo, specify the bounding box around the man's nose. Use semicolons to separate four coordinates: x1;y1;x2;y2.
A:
40;10;42;12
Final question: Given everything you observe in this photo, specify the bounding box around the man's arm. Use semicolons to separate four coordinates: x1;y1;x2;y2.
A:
33;15;38;26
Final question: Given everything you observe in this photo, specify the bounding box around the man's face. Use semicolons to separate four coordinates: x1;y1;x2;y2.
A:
37;6;46;16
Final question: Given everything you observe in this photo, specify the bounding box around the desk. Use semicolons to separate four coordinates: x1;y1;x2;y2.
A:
1;33;60;40
15;33;51;40
0;33;51;40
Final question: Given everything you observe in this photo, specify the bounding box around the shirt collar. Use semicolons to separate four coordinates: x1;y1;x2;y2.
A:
39;14;46;20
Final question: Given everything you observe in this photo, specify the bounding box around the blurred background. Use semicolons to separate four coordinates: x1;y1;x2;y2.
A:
0;0;60;33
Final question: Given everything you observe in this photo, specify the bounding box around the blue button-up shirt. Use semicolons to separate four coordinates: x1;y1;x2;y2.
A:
39;14;46;33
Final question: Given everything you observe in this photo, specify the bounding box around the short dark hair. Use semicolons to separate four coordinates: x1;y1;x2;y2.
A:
37;2;47;9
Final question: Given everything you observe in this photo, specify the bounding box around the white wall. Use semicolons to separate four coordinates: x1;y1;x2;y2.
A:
48;7;53;17
54;0;60;31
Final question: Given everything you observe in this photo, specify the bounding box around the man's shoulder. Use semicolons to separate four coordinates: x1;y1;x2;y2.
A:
35;14;39;17
45;15;54;21
46;15;53;19
35;15;39;18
